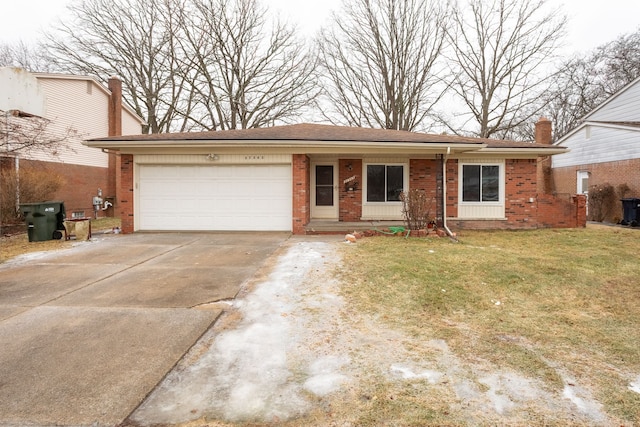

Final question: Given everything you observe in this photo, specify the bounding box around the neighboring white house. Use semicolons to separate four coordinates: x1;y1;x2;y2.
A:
0;67;144;218
552;76;640;221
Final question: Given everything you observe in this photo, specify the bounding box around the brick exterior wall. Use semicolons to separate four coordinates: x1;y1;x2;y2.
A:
445;159;458;218
115;154;585;234
10;158;113;218
292;154;310;234
119;154;134;233
537;194;586;228
338;159;362;221
409;159;439;195
553;159;640;221
447;158;586;230
535;117;554;195
504;159;538;228
553;160;640;196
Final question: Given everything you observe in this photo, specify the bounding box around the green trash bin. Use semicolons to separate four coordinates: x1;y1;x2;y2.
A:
19;201;66;242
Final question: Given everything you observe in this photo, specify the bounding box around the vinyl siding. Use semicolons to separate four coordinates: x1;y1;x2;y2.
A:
552;125;640;168
122;108;143;135
29;78;110;167
588;81;640;122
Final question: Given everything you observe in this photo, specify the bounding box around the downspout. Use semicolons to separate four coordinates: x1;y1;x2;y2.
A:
442;146;458;242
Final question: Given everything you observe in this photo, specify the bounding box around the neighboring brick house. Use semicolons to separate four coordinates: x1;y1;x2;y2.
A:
551;76;640;221
86;119;585;234
0;68;144;219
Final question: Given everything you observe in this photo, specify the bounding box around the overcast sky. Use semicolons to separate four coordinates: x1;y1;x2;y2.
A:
1;0;639;56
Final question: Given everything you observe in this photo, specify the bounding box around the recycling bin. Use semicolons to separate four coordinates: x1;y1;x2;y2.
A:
620;198;640;226
19;201;66;242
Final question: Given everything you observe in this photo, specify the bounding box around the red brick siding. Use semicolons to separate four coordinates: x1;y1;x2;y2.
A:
447;159;586;230
553;159;640;221
504;159;538;229
339;159;362;221
445;159;458;218
553;160;640;197
292;154;310;234
409;159;439;196
119;154;134;233
537;194;586;228
537;156;554;194
15;158;113;218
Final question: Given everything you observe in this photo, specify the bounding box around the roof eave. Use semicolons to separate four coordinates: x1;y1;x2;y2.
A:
83;139;487;153
476;147;568;156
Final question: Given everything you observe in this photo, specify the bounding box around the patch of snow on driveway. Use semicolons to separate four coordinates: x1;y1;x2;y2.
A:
132;241;349;424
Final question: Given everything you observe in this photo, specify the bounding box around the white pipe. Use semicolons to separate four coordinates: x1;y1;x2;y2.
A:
442;147;458;241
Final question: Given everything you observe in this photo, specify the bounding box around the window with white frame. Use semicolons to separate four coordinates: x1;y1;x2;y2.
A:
366;164;405;202
461;164;501;203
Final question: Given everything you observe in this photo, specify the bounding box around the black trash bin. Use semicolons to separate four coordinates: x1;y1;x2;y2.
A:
620;198;640;226
19;201;66;242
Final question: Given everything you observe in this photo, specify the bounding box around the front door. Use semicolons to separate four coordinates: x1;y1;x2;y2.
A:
311;163;338;219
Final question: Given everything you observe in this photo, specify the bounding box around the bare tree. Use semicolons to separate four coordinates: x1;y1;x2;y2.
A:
45;0;192;133
1;110;76;157
444;0;566;139
44;0;316;133
317;0;448;131
1;110;75;225
181;0;318;130
0;41;55;72
529;28;640;141
596;29;640;96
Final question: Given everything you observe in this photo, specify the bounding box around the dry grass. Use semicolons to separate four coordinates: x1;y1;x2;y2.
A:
338;224;640;425
0;217;121;264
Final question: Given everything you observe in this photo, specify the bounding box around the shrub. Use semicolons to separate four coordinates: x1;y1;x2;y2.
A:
0;165;65;225
400;189;435;230
588;182;630;223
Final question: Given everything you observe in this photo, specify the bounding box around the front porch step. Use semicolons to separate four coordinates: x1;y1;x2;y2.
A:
304;220;406;234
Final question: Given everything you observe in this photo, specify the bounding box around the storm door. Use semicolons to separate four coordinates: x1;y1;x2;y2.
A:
311;163;338;219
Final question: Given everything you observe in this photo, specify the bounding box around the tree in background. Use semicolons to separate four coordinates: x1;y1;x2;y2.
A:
317;0;448;131
0;110;75;158
181;0;318;130
45;0;190;134
44;0;317;133
0;111;74;224
0;41;55;72
442;0;566;139
541;28;640;141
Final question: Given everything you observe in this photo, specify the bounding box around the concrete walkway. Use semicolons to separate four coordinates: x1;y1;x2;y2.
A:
0;232;288;426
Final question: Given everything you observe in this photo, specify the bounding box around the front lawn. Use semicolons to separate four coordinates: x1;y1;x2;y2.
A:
339;224;640;425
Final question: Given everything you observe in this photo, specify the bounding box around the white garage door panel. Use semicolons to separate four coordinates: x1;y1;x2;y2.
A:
139;165;292;231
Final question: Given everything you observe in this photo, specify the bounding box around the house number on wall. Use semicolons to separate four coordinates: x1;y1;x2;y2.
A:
244;155;265;160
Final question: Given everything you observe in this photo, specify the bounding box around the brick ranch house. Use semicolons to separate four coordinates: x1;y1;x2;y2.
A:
0;68;144;219
85;118;586;234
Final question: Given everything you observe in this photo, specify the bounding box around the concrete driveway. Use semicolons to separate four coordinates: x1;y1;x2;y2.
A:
0;232;289;426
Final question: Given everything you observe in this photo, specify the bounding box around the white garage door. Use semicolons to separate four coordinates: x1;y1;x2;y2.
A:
138;164;292;231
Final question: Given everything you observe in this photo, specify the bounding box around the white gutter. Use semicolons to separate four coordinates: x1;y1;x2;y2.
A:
441;146;458;241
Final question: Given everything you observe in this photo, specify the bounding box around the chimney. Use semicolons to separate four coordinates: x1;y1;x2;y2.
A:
535;117;554;194
535;117;552;145
108;76;122;137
